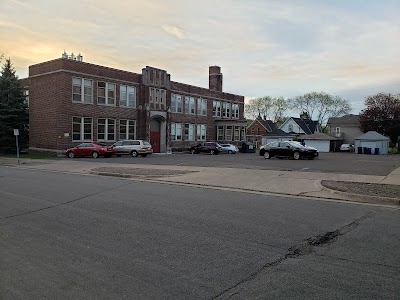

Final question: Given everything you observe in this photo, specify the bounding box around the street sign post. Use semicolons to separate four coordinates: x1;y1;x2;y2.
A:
14;129;20;164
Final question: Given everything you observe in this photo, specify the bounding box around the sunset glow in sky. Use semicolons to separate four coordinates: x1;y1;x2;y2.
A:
1;0;399;113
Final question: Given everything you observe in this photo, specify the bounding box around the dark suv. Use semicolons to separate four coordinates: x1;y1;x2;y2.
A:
189;142;223;155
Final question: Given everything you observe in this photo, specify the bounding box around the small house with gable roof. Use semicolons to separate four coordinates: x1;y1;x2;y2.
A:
279;115;321;135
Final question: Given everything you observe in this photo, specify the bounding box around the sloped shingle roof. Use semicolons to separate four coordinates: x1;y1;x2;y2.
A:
355;131;390;141
327;114;360;126
292;118;318;134
264;128;292;137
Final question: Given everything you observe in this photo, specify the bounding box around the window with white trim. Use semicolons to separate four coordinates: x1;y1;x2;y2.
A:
171;94;183;113
120;85;136;108
234;126;240;141
213;100;221;117
183;124;195;141
217;125;224;140
23;89;29;107
288;124;293;132
226;102;231;118
73;78;93;103
225;126;233;141
97;82;115;105
171;123;182;140
196;124;206;140
119;120;136;140
197;98;207;116
97;118;116;141
232;104;239;119
72;117;93;141
184;96;195;114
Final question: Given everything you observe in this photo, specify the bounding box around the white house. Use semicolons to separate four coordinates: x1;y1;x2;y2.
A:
280;116;321;135
354;131;390;155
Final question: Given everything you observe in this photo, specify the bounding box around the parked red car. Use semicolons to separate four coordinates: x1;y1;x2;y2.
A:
66;142;114;158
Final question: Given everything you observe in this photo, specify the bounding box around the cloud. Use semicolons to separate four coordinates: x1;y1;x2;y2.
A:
161;25;185;39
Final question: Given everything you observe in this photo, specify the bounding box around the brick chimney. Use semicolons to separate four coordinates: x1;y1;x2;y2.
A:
209;66;223;92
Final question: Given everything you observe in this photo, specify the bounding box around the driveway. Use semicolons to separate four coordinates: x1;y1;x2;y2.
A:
64;152;400;176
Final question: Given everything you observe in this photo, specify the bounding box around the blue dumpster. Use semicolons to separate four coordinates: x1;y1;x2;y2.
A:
374;148;380;155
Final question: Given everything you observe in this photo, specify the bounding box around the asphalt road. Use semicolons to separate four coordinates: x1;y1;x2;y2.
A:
1;167;399;299
64;151;400;176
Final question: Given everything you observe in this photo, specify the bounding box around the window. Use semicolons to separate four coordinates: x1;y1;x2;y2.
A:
160;89;166;109
197;98;207;116
184;96;195;114
222;102;227;118
72;117;92;141
226;126;233;141
171;94;183;113
97;118;116;141
196;124;206;140
120;85;136;108
119;120;136;140
23;89;29;107
73;78;93;103
234;126;240;141
183;124;195;141
171;123;182;140
213;101;221;117
257;128;260;135
232;104;239;119
225;102;231;118
217;126;224;140
97;82;115;105
288;124;293;132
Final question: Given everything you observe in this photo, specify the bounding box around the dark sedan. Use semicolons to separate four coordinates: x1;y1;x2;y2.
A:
259;141;318;160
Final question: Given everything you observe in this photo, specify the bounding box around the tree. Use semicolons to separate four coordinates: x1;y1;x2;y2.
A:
245;96;290;122
359;93;400;144
0;57;29;153
290;91;351;126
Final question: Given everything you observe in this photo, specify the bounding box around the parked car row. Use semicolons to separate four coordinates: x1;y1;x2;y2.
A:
189;142;239;155
65;140;153;158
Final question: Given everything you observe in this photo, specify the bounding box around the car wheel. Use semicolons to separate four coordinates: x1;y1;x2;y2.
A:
92;151;99;158
293;151;300;160
264;151;271;159
68;152;75;158
228;150;233;154
210;150;215;155
140;154;147;157
259;149;265;156
131;150;138;157
191;149;196;154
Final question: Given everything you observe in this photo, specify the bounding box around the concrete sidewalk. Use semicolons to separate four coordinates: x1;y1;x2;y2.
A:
1;157;400;207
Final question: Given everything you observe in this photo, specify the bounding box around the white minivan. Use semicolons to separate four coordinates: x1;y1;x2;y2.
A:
112;140;153;157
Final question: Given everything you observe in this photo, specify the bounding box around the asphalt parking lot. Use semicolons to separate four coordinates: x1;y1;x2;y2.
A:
65;151;400;176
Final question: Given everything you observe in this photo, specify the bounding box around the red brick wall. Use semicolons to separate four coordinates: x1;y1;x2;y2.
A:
27;58;246;151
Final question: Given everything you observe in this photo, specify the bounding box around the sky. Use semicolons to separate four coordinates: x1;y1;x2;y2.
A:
1;0;399;114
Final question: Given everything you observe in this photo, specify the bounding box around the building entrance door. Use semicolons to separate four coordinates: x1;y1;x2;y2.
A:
150;131;160;153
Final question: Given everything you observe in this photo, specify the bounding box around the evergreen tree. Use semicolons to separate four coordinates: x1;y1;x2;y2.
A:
0;58;29;153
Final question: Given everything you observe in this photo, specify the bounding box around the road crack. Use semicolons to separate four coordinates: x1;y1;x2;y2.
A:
212;212;375;299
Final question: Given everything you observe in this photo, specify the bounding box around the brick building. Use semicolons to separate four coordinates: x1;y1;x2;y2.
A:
22;56;246;152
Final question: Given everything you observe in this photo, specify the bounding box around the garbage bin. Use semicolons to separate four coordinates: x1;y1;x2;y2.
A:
240;142;247;153
374;148;380;155
363;147;367;154
367;148;372;154
357;147;362;154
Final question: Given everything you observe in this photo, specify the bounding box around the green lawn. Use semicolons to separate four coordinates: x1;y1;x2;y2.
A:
1;151;59;159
